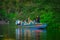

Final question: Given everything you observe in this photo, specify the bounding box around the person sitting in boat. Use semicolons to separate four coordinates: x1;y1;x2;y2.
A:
15;20;21;25
22;20;28;25
27;17;34;25
35;16;40;23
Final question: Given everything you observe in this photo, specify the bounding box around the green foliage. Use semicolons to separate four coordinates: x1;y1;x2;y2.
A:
7;13;17;21
40;10;53;23
0;0;60;27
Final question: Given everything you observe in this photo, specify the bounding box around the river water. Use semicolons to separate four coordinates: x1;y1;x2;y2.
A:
16;28;47;40
0;24;60;40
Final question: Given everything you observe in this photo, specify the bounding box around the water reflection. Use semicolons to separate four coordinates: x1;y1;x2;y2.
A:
16;28;47;40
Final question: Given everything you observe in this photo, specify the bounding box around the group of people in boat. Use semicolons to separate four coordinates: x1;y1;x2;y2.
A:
15;16;40;25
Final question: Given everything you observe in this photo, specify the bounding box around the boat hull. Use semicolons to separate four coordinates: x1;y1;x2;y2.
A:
19;24;47;30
